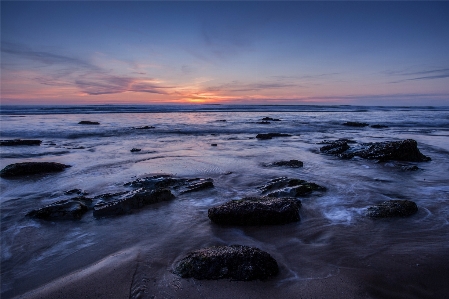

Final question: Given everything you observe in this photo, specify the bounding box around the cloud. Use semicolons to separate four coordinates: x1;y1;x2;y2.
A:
206;80;299;93
1;41;170;96
386;67;449;83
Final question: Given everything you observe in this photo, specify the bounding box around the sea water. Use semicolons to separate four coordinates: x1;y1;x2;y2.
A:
1;105;449;298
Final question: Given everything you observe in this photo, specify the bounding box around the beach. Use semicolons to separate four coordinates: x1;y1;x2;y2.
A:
1;105;449;299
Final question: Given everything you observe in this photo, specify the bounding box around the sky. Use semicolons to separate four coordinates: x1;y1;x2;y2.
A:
1;1;449;106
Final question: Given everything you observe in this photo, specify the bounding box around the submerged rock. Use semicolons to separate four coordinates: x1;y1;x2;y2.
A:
78;121;99;125
174;245;279;281
208;197;301;225
0;162;71;178
130;148;141;152
0;139;42;146
262;117;281;121
256;133;292;140
371;124;389;129
27;199;89;220
134;125;155;129
211;143;218;146
268;160;304;168
342;121;369;127
366;200;418;218
401;165;419;171
259;177;326;198
93;188;174;218
125;175;214;195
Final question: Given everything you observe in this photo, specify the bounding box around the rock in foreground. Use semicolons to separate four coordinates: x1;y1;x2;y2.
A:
259;177;326;198
208;197;301;225
366;200;418;218
0;139;42;146
93;188;174;218
0;162;71;178
174;245;279;281
27;199;89;220
125;175;214;195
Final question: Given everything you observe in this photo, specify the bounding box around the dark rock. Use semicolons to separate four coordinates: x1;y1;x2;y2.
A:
320;141;350;155
371;124;389;128
0;162;71;178
211;144;218;146
366;200;418;218
256;133;292;140
355;139;431;162
262;117;281;121
319;138;356;144
174;245;279;281
78;121;100;125
125;175;214;195
216;119;227;122
134;125;155;129
208;197;301;225
93;188;174;218
130;148;141;152
270;160;304;168
27;199;88;220
259;177;326;198
0;139;42;146
342;122;369;127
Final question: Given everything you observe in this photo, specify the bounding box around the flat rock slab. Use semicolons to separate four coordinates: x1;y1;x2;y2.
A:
27;199;89;220
366;200;418;218
0;139;42;146
0;162;71;178
78;121;99;125
93;188;174;218
259;177;326;197
256;133;292;140
342;121;369;127
174;245;279;281
208;197;301;225
320;141;350;155
269;160;304;168
125;175;214;195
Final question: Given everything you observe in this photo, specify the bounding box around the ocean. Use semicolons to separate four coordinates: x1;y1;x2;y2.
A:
1;105;449;298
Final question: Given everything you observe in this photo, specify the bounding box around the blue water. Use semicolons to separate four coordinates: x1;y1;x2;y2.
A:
1;105;449;298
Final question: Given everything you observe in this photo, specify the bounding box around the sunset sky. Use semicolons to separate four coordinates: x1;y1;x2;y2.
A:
1;1;449;105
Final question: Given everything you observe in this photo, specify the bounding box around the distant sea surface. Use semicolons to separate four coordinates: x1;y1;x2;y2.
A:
1;105;449;298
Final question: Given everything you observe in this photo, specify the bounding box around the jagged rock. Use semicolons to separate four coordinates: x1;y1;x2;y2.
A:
268;160;304;168
256;133;292;140
371;124;388;128
0;162;71;178
355;139;431;162
27;199;89;220
208;197;301;225
134;125;155;129
366;200;418;218
125;175;214;195
259;177;326;198
262;117;281;121
78;121;99;125
174;245;279;281
342;122;369;127
93;188;174;218
130;148;141;152
320;141;350;155
0;139;42;146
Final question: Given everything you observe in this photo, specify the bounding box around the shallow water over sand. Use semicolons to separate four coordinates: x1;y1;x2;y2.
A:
1;106;449;298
